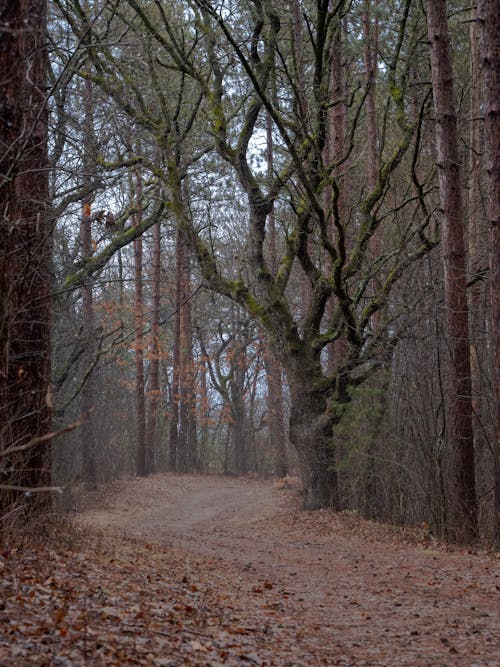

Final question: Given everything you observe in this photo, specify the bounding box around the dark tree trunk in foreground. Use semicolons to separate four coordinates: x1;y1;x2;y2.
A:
0;0;52;513
426;0;477;542
477;0;500;546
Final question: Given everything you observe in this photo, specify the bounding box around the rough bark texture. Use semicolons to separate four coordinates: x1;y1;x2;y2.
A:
467;5;485;469
169;222;197;473
477;0;500;546
289;383;339;510
426;0;477;542
0;0;51;512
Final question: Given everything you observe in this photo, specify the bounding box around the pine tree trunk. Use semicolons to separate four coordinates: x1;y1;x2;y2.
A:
467;5;488;526
426;0;477;542
80;74;97;489
168;228;182;471
477;0;500;546
178;234;197;472
146;219;161;473
362;0;379;191
0;0;51;512
133;175;146;476
199;353;210;471
362;0;384;514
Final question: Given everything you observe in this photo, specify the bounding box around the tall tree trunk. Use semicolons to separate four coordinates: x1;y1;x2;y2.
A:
467;4;487;520
426;0;477;542
361;1;383;515
292;0;311;327
265;112;288;478
477;0;500;546
362;0;379;191
0;0;51;512
168;228;182;471
165;146;198;473
80;74;97;489
265;353;288;478
322;18;347;503
199;352;210;471
146;219;161;473
117;248;124;308
326;20;348;374
289;381;339;510
133;175;146;476
231;353;249;475
178;232;197;472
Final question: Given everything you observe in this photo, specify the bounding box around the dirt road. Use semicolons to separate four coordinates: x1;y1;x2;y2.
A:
78;473;499;666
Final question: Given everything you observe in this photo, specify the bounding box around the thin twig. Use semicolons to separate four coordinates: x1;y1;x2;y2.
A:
0;414;89;460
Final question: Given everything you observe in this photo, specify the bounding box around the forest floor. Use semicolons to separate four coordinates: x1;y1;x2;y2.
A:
1;473;499;666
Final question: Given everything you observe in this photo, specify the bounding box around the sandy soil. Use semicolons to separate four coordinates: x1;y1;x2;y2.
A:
78;473;500;666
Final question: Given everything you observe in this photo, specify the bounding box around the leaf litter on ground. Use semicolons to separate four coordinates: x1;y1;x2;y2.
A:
1;474;498;666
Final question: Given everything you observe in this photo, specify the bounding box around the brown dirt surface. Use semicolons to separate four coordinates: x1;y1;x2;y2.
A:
1;473;498;666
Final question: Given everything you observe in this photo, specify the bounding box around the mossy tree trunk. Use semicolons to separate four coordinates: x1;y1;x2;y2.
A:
289;382;340;510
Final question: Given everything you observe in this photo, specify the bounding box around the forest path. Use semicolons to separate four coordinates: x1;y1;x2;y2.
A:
77;473;499;666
